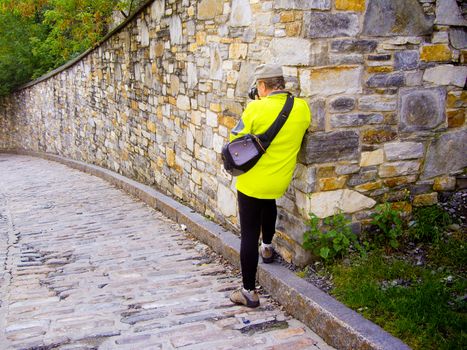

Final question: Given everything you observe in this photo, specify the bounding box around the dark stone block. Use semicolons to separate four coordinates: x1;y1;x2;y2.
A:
362;0;433;36
394;51;420;71
305;12;359;38
450;27;467;49
310;98;326;131
368;54;392;61
421;130;467;179
330;97;355;113
299;131;360;164
331;39;378;53
362;127;397;144
366;73;405;87
330;40;378;53
399;87;446;132
331;114;384;128
348;168;378;187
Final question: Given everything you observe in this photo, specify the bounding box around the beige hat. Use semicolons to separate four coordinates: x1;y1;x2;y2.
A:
254;64;283;80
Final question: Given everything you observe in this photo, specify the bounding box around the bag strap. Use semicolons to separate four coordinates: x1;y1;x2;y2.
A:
258;93;294;148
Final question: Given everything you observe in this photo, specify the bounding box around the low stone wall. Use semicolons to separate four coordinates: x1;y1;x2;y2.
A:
0;0;466;266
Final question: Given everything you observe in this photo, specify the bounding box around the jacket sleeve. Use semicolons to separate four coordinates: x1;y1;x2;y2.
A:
229;102;255;142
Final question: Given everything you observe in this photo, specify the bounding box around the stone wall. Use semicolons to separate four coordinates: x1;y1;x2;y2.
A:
0;0;466;266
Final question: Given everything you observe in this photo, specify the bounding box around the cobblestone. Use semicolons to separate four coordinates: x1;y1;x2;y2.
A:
0;154;334;350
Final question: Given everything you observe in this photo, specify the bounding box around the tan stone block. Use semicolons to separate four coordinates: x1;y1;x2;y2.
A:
420;44;452;62
131;101;139;111
413;193;438;207
188;43;198;52
196;32;206;46
447;109;465;128
280;11;295;23
218;115;237;129
461;49;467;64
360;149;384;167
229;43;248;59
146;121;157;133
166;148;175;167
433;176;456;191
355;181;382;192
286;22;302;36
335;0;366;12
318;176;348;191
367;66;393;73
383;175;417;187
168;96;177;106
317;166;336;178
210;103;222;112
362;128;397;144
154;42;164;57
198;0;223;19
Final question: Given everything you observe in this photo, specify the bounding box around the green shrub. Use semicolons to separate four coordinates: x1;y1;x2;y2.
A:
370;203;404;249
409;205;452;243
303;212;364;263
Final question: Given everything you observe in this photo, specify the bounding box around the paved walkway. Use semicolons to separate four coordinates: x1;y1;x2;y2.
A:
0;154;333;350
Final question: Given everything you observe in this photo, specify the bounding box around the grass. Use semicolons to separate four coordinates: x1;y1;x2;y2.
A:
327;237;466;350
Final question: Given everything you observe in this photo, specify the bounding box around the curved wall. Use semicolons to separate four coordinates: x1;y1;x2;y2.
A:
1;0;466;265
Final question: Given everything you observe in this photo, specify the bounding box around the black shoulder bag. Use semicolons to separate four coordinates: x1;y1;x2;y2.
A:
222;94;294;176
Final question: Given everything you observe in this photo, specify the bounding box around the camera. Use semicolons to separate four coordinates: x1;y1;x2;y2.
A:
248;85;259;100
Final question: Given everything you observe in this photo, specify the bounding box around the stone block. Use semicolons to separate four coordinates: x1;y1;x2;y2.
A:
299;131;360;164
362;127;397;144
413;193;438;207
355;181;383;192
421;130;467;179
330;97;355;113
265;38;311;65
447;110;465;128
307;189;376;218
274;0;331;10
330;40;377;53
169;16;182;45
229;0;252;27
394;50;419;71
235;62;255;96
379;160;421;178
318;176;348;191
423;65;467;88
358;95;397;112
335;0;365;11
348;169;378;186
176;95;190;110
336;164;360;175
450;28;467;49
293;164;316;193
209;45;223;80
366;73;404;88
304;12;360;38
383;175;417;188
368;54;392;61
420;44;452;62
433;176;456;191
362;0;433;36
309;98;326;131
399;87;446;132
435;0;467;26
331;113;384;128
300;66;362;96
383;142;424;161
360;149;384;167
198;0;223;19
229;43;248;59
217;184;236;217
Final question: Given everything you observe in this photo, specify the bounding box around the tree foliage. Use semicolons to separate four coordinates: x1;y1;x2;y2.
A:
0;0;145;96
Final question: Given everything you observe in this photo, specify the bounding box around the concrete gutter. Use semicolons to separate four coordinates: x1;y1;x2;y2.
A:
3;150;411;350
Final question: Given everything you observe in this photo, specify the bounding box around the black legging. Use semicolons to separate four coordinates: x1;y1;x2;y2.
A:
237;191;277;290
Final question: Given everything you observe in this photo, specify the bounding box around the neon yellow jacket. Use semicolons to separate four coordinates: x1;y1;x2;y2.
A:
230;92;311;199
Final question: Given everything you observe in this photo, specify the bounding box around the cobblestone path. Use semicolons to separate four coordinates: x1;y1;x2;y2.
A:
0;154;333;350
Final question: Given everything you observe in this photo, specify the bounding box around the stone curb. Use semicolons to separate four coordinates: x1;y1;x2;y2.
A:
2;150;411;350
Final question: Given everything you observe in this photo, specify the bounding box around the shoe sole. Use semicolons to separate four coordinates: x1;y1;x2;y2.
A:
261;255;274;264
